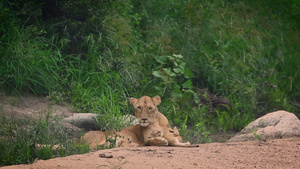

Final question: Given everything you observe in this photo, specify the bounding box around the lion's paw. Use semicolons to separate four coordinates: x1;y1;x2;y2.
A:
148;137;168;146
150;131;163;138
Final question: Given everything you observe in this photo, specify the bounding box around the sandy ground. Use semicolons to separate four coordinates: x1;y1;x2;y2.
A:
1;94;300;169
2;138;299;169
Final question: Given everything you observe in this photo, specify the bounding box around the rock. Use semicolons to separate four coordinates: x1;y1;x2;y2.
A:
64;113;98;130
228;110;300;142
64;113;139;130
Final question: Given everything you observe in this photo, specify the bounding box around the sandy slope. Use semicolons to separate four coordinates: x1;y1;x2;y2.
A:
3;138;300;169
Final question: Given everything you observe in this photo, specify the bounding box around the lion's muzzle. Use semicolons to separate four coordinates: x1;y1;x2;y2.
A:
139;118;149;127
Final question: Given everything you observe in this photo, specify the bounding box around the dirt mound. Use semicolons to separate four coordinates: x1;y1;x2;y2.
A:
3;138;300;169
1;94;73;118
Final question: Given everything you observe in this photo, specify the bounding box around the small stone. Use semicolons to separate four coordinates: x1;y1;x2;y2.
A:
99;154;113;158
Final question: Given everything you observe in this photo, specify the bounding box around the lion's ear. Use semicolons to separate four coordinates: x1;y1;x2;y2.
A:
152;95;161;106
129;97;138;105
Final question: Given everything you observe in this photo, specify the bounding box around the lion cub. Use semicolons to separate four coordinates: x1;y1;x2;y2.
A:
147;126;191;146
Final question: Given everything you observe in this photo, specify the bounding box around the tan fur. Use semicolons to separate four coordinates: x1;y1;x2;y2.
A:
80;131;107;150
81;95;191;149
130;96;190;146
81;125;143;150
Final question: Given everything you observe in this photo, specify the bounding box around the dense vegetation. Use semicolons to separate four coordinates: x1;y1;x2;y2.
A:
1;0;299;165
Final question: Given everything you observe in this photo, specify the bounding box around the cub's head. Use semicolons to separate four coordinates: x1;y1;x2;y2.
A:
129;96;161;127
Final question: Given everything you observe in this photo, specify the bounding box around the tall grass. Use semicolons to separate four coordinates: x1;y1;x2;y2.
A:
136;0;299;131
0;111;90;166
0;19;60;95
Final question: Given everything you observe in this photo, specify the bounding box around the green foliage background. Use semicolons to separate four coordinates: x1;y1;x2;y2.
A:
0;0;300;165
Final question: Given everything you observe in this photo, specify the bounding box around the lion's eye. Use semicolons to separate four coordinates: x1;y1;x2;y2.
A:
148;107;153;111
137;106;142;110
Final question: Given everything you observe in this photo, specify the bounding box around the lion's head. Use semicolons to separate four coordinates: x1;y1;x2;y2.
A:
129;96;161;127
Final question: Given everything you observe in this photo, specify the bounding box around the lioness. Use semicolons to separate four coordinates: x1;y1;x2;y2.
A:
81;95;190;149
130;95;190;146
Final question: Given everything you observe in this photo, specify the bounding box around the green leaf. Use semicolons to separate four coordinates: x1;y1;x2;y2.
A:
173;54;183;59
173;67;184;74
155;55;167;64
174;62;178;66
184;68;194;78
152;70;162;77
163;68;176;76
171;86;182;98
193;93;200;104
182;80;193;89
179;62;186;69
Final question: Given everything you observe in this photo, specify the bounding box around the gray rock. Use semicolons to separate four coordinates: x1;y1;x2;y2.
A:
64;113;139;130
64;113;98;130
228;110;300;142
